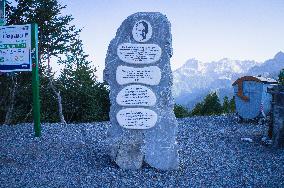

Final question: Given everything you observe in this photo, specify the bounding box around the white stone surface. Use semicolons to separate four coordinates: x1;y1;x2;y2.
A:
117;43;162;64
116;108;158;129
116;66;161;85
132;20;152;42
116;85;156;107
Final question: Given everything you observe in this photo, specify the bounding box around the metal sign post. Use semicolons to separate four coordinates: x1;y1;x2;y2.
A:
31;23;41;137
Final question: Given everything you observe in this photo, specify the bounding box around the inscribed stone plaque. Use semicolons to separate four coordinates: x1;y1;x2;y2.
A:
117;43;162;64
116;85;156;106
116;108;157;129
104;12;179;170
116;65;161;85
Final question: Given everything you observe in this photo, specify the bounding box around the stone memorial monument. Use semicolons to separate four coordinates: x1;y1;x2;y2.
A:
104;12;179;170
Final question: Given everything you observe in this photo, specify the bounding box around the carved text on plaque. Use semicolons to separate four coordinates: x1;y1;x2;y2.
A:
116;108;158;129
116;85;156;107
117;43;162;64
116;65;161;85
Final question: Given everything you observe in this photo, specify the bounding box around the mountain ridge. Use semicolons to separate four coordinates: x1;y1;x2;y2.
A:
173;51;284;109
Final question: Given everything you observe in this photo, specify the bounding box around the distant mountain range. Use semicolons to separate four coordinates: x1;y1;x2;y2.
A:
173;51;284;109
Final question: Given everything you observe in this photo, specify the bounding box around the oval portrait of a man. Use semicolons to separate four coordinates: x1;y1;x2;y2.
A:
132;20;152;42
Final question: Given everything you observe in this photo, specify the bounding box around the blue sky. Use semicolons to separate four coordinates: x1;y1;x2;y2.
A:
59;0;284;81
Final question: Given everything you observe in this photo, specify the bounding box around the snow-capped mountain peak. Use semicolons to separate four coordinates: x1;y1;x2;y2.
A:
173;52;284;109
274;51;284;62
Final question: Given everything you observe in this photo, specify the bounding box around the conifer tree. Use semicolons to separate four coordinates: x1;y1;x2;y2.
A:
174;104;190;118
0;0;105;123
222;96;230;113
58;38;110;122
229;97;236;113
191;92;223;116
191;102;204;116
279;69;284;85
202;92;222;115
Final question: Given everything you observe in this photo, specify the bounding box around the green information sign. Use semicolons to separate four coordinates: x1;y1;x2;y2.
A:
0;24;32;72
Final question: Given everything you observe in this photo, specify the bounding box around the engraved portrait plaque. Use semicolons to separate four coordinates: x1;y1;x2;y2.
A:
116;108;158;129
132;20;152;42
116;85;156;107
116;66;161;85
117;43;162;64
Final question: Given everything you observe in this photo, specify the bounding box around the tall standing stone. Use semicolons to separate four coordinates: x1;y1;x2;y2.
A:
104;12;179;170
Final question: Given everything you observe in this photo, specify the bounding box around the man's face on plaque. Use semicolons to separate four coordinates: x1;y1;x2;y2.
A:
132;20;151;42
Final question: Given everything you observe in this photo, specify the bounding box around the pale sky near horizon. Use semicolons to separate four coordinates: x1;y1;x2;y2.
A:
59;0;284;81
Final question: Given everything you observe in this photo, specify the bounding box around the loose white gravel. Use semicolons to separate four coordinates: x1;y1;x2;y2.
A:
1;115;284;187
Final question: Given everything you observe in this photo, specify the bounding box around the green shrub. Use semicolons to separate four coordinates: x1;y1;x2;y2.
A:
191;92;222;116
174;104;190;118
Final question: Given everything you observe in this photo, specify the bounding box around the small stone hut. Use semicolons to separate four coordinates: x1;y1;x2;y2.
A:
232;76;277;120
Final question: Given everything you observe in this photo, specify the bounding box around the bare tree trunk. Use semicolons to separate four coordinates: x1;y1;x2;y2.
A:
45;46;66;124
49;80;66;124
23;106;33;123
4;76;17;125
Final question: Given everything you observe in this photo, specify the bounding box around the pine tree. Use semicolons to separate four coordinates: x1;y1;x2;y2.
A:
174;104;190;118
279;69;284;85
191;102;204;116
202;92;222;115
6;0;79;60
1;0;83;123
222;96;230;113
58;38;110;122
191;92;223;116
229;97;236;113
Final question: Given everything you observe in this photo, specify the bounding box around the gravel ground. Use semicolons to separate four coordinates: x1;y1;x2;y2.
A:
1;115;284;188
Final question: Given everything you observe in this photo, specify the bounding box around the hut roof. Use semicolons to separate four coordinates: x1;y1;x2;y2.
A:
232;76;278;86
